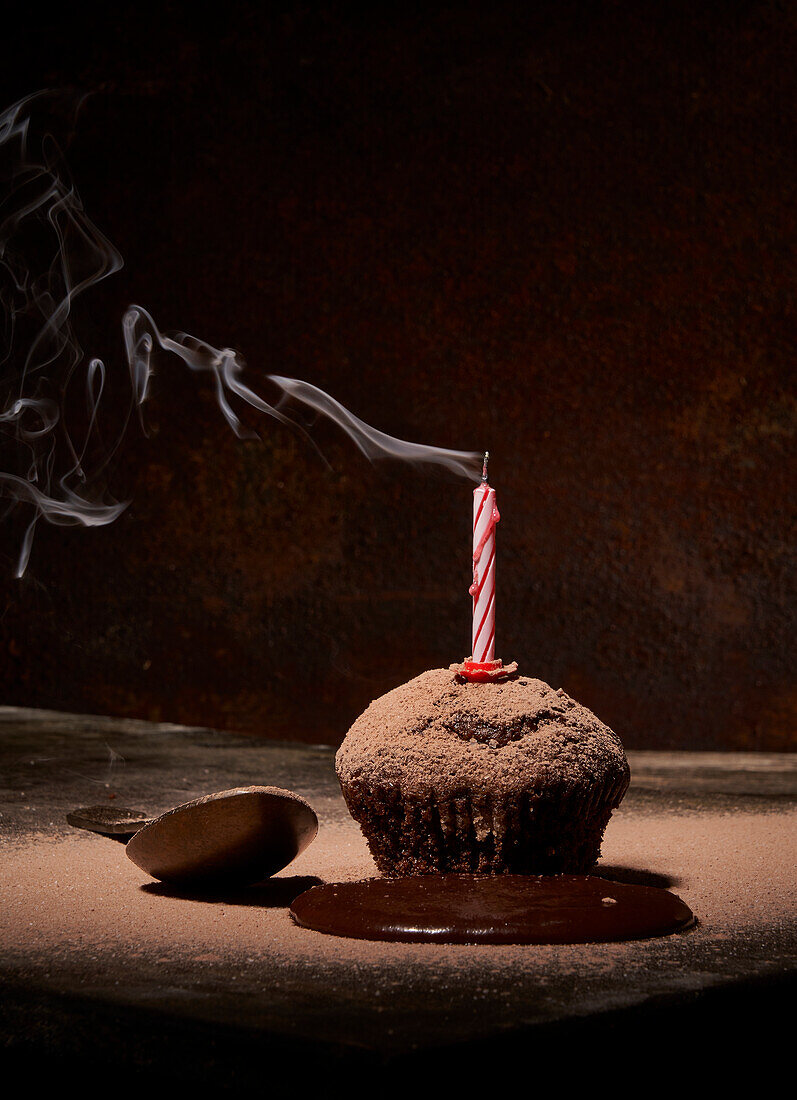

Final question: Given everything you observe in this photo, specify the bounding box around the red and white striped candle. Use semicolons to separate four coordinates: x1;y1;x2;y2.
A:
469;453;500;664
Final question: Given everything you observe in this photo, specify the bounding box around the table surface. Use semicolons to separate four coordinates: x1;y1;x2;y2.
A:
1;706;795;1085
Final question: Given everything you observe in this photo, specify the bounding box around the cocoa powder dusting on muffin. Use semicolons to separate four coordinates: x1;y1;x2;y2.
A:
337;668;627;801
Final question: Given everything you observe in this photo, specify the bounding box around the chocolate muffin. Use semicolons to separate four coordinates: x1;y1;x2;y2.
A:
336;667;630;876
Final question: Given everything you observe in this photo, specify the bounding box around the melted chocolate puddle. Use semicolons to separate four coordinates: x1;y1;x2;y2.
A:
291;874;694;944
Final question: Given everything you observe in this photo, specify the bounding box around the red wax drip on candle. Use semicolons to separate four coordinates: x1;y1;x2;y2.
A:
470;481;500;665
470;494;500;595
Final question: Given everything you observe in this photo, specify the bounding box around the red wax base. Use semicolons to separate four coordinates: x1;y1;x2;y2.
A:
455;658;518;683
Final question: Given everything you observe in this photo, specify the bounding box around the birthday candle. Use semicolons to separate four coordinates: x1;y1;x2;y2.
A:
469;452;500;664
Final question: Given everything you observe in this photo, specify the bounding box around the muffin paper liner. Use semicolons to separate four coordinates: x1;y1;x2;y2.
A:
340;767;630;876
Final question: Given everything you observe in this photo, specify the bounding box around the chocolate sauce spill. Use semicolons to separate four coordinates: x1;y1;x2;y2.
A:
291;874;694;944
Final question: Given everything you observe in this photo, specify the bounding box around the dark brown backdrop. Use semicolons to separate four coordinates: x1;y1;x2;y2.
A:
1;1;795;749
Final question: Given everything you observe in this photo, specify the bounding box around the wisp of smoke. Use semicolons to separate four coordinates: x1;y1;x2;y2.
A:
0;91;126;575
268;375;480;481
122;304;292;441
0;91;481;577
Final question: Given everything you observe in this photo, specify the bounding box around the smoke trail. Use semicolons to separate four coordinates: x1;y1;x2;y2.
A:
0;90;126;576
268;375;481;480
123;306;482;480
122;304;293;441
1;90;481;576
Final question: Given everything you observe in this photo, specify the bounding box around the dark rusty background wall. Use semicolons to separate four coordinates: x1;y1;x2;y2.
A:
1;2;794;749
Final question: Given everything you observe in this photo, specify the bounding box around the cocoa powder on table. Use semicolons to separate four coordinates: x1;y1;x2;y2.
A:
1;806;794;975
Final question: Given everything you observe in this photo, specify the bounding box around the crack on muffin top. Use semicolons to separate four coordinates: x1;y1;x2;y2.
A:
444;710;563;747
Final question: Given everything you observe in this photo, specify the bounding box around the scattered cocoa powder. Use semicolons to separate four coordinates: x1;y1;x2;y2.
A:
1;805;793;975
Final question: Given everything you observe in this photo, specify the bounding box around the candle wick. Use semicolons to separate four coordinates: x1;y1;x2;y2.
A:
482;451;489;482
